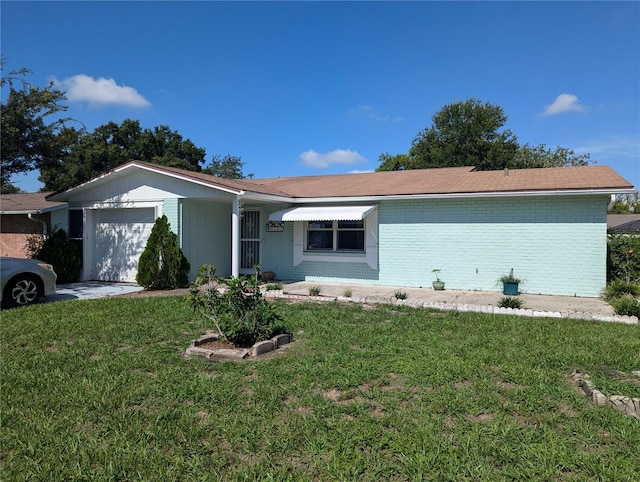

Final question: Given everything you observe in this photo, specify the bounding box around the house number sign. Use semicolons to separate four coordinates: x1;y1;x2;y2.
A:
265;221;284;232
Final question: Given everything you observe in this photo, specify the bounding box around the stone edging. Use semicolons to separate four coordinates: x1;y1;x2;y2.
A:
263;290;639;325
185;332;293;362
572;370;640;418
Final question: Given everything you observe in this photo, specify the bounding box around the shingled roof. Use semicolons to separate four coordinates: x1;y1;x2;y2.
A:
49;161;634;201
0;192;67;214
242;165;634;198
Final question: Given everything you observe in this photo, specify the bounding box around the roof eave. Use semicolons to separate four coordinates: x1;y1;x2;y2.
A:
47;162;246;201
273;187;635;204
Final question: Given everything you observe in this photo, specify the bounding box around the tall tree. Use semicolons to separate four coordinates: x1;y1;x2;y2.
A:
1;60;71;192
403;99;518;171
202;154;253;179
376;99;592;172
513;144;591;168
39;119;207;191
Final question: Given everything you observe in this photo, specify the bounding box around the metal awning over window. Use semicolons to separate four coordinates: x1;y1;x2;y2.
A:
268;205;376;222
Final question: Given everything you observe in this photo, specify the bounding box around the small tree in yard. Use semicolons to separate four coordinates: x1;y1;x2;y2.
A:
187;264;284;346
136;215;190;290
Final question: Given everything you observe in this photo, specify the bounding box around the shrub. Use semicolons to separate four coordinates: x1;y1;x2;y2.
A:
607;232;640;282
601;279;640;301
187;265;284;345
609;294;640;318
394;290;408;300
342;288;353;298
265;282;284;291
136;215;190;290
30;228;81;283
309;285;321;296
498;296;523;309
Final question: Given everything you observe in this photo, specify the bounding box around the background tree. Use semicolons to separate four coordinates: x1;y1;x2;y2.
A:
39;119;207;191
1;60;71;193
202;154;254;179
513;144;591;168
377;98;593;172
380;99;519;171
608;191;639;214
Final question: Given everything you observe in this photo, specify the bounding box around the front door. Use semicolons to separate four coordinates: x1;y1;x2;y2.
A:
240;210;261;274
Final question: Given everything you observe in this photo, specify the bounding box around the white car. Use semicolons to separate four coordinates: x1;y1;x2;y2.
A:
1;257;57;308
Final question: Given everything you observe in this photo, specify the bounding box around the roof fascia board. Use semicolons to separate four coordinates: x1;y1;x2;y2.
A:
276;188;636;204
48;162;245;201
119;163;245;196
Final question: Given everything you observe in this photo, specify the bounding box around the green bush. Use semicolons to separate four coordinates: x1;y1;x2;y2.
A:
607;232;640;282
609;294;640;318
136;215;190;290
498;296;523;309
601;279;640;301
30;228;81;283
187;265;284;345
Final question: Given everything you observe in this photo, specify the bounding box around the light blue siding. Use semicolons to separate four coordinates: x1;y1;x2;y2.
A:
181;200;232;280
162;198;180;235
377;195;608;297
261;195;609;297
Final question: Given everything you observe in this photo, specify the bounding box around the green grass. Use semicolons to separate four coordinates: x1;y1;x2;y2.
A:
2;297;640;480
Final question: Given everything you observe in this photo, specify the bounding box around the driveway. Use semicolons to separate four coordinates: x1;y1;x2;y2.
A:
45;281;144;302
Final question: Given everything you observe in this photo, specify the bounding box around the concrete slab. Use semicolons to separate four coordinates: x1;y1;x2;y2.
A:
280;281;619;320
44;281;144;302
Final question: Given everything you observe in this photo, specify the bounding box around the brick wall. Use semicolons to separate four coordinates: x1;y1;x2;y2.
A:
0;214;49;258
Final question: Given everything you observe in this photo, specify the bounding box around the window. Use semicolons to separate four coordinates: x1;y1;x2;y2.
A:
68;209;83;239
306;220;365;252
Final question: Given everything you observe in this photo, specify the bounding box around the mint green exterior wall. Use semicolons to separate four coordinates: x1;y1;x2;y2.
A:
377;195;608;297
162;198;180;236
180;199;232;280
263;195;609;298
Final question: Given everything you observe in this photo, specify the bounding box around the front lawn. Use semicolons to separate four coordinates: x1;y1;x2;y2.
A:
1;297;639;480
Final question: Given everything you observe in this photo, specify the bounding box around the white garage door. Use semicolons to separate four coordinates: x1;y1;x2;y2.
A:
92;208;156;282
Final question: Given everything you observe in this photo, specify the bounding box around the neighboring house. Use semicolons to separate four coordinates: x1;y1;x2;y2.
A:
607;214;640;233
0;192;68;258
48;162;634;297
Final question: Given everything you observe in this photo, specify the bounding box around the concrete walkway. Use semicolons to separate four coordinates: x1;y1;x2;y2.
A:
279;281;638;324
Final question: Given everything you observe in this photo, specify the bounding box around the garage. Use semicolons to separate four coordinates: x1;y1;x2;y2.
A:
90;208;156;282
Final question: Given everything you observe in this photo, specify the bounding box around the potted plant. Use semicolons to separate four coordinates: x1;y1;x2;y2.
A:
499;268;520;296
432;269;445;290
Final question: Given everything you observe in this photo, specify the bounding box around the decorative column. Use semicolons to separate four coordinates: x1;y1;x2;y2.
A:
231;197;240;277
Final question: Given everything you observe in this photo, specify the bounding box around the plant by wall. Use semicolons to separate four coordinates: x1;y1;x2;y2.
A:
607;232;640;283
498;296;523;309
136;215;190;290
30;228;81;283
187;264;284;346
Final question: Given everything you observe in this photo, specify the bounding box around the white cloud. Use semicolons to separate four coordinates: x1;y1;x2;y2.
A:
55;74;151;107
574;135;639;161
542;93;587;116
300;149;367;168
350;104;404;123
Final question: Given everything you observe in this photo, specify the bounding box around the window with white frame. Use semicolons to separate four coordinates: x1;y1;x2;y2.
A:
306;220;365;252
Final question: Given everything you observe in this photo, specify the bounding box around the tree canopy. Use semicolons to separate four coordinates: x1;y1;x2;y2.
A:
1;60;71;193
202;154;254;179
377;98;591;172
39;119;208;191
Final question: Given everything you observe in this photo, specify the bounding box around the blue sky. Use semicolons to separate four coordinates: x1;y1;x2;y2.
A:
2;1;639;192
